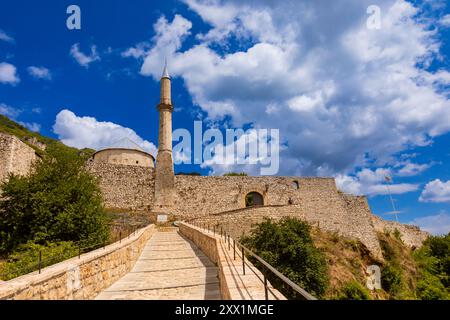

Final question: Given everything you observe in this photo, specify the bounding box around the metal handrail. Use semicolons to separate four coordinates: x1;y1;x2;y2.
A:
0;224;144;281
184;221;317;300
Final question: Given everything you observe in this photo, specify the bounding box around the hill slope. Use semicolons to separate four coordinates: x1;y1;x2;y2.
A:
0;114;94;157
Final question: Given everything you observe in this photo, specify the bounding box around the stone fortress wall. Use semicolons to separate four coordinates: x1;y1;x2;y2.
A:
0;132;430;262
0;133;37;183
86;161;156;211
84;165;428;261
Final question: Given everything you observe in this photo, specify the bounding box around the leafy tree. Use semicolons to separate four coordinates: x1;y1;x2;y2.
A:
413;233;450;299
0;144;109;254
241;217;329;298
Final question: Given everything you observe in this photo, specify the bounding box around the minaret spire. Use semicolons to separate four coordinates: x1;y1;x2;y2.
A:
153;60;175;216
162;58;170;79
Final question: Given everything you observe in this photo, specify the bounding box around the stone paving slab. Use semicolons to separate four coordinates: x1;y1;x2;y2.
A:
95;229;221;300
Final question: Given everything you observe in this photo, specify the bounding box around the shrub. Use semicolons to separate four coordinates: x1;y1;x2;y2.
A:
223;172;248;176
338;281;371;300
416;272;449;300
413;233;450;299
1;241;78;280
393;229;402;242
382;263;403;297
0;144;109;254
241;217;329;298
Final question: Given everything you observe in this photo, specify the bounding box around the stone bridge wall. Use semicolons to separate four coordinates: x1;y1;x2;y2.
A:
178;222;285;300
0;225;156;300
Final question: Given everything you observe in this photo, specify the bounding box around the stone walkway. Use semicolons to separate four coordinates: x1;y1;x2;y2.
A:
95;229;221;300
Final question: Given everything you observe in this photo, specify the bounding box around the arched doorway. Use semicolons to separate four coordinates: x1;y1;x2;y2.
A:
245;192;264;207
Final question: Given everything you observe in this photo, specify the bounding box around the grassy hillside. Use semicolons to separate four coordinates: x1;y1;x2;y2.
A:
0;114;94;157
313;227;449;300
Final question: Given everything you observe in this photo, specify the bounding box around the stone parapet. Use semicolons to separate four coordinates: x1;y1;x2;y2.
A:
178;222;285;300
0;224;156;300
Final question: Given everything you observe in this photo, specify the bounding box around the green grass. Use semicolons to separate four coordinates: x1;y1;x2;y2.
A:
0;114;95;157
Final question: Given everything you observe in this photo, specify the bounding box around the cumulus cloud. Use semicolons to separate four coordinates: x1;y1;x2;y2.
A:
0;103;21;118
0;62;20;84
336;168;419;196
408;212;450;235
53;109;157;155
395;161;432;177
27;66;51;80
419;179;450;203
439;14;450;27
125;0;450;177
70;43;100;68
19;121;41;132
0;29;14;43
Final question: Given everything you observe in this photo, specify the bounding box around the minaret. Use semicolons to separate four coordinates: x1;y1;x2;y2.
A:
153;61;175;214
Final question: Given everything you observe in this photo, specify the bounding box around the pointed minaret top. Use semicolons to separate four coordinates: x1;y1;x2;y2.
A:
161;59;170;79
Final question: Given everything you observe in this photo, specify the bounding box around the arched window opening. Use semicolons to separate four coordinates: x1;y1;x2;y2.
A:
245;192;264;207
292;180;299;190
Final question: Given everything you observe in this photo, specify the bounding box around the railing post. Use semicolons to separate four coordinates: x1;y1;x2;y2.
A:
233;239;236;260
242;247;245;275
264;274;268;300
213;225;216;235
78;243;81;259
38;250;42;274
228;234;230;250
120;230;122;244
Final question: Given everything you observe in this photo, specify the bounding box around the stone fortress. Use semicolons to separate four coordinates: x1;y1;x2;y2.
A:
0;64;429;262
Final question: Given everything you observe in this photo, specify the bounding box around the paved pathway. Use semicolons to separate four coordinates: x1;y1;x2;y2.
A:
95;229;221;300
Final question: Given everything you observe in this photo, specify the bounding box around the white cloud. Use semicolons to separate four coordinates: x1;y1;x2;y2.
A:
336;168;419;196
53;109;157;155
19;121;41;132
419;179;450;203
408;212;450;235
0;103;21;118
70;43;100;68
127;0;450;177
439;14;450;27
0;29;14;43
27;66;51;80
395;161;431;176
0;62;20;84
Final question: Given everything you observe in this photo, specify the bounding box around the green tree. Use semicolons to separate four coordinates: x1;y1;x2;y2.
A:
0;144;109;254
241;217;329;298
413;233;450;299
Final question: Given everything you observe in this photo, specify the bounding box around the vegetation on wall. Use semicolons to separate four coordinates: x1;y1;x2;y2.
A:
223;172;248;176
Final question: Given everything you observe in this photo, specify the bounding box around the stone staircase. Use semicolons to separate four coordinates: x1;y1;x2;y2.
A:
95;229;221;300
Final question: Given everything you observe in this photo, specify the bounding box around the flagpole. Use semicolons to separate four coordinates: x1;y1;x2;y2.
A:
385;177;399;222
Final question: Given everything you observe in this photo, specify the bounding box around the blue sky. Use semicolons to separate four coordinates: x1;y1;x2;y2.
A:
1;0;450;234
